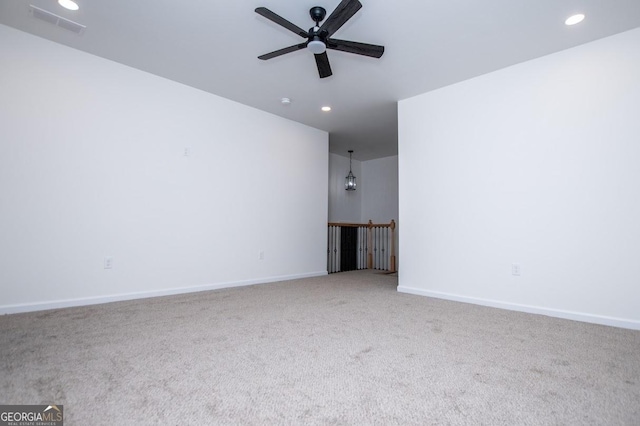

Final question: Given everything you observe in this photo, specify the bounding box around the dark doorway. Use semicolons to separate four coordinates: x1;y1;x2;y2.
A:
340;226;358;271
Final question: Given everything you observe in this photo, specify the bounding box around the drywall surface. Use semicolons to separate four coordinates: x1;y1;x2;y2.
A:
398;28;640;329
328;153;398;225
361;155;399;268
0;25;328;312
361;155;398;224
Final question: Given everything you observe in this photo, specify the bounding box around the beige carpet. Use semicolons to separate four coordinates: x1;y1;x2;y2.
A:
1;270;639;425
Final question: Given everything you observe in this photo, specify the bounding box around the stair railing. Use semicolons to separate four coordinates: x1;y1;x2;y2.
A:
327;220;396;273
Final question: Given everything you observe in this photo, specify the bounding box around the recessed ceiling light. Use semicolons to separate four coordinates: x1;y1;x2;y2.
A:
321;106;331;112
281;97;291;105
565;14;585;26
58;0;79;11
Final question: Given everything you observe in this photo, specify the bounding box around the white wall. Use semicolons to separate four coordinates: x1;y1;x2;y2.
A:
361;155;399;269
398;28;640;329
328;152;361;223
361;155;398;224
328;153;399;225
0;25;328;313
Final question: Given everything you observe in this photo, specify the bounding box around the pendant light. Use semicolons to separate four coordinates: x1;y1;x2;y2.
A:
345;150;357;191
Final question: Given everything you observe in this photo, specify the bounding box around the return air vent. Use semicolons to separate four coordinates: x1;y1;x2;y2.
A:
29;5;86;35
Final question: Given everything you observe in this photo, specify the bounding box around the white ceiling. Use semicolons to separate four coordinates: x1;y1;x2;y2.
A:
2;0;640;160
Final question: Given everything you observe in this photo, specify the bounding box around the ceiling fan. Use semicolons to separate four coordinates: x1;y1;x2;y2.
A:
255;0;384;78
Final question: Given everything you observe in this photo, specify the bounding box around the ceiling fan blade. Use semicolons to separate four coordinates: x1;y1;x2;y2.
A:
327;39;384;58
258;43;307;60
319;0;362;37
255;7;308;38
314;52;333;78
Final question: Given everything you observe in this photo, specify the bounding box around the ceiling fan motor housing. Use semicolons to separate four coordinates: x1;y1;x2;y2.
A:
308;6;328;53
310;6;326;24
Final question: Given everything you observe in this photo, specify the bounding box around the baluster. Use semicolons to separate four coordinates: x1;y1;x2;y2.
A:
382;227;387;271
379;227;383;270
328;226;332;273
329;226;331;273
379;226;383;270
333;226;338;273
390;220;396;273
329;226;333;273
374;226;378;269
367;220;373;269
336;226;339;273
334;226;338;273
357;226;364;269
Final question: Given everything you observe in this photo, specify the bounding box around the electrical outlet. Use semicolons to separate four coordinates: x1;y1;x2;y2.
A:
511;263;521;276
183;147;191;157
259;251;264;261
104;257;114;269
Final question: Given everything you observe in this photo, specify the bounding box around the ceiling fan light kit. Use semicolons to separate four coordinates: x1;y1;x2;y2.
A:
308;38;326;54
255;0;384;79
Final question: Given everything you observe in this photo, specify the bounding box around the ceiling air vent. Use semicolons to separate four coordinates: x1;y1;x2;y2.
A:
29;5;86;35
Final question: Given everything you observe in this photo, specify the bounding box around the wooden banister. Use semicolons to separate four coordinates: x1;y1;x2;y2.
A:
327;222;368;228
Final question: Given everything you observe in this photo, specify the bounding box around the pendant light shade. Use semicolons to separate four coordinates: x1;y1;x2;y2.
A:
345;150;356;191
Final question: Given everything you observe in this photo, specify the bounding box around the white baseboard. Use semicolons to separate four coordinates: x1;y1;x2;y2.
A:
397;286;640;331
0;271;328;315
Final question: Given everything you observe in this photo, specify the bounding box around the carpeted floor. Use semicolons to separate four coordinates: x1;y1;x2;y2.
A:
1;270;639;425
